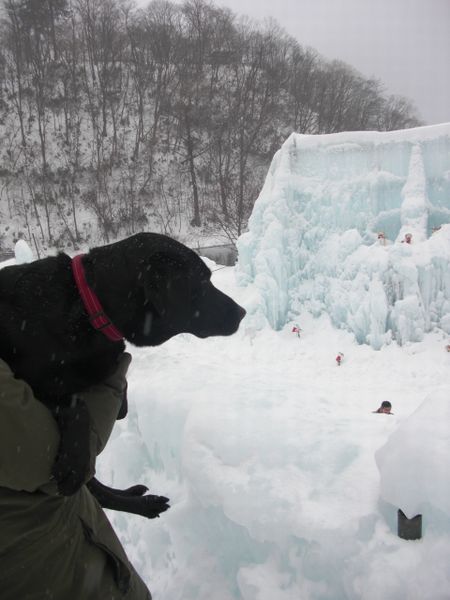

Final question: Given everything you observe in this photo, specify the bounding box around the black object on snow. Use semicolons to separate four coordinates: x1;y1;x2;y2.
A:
397;509;422;540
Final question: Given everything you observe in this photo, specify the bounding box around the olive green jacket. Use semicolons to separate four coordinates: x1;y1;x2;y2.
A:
0;356;151;600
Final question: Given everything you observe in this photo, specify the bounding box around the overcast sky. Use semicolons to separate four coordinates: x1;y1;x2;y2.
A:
138;0;450;126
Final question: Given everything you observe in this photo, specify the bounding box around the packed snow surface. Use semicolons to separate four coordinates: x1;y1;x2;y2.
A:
376;390;450;521
95;260;450;600
236;124;450;349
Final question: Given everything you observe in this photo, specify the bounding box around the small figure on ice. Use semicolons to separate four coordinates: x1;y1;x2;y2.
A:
292;324;302;338
336;352;344;366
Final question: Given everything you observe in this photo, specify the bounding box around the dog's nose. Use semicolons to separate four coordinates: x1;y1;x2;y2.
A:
237;305;246;321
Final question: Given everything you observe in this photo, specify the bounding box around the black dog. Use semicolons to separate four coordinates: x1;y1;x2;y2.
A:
0;232;246;518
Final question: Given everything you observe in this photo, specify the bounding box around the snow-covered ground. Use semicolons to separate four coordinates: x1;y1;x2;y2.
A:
95;261;450;600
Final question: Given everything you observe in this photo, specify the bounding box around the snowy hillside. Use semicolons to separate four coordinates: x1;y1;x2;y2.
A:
237;124;450;349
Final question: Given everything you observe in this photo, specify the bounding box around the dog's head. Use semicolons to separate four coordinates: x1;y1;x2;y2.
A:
87;233;246;347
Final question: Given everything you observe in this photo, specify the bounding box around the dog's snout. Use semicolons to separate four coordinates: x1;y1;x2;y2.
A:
237;304;246;322
225;301;246;334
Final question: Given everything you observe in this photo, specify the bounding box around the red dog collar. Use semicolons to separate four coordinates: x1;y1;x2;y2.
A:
71;254;124;342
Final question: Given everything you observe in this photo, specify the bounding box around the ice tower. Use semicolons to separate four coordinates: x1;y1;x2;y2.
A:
237;124;450;348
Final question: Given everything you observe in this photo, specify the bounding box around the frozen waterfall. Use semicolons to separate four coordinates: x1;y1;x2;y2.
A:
237;124;450;349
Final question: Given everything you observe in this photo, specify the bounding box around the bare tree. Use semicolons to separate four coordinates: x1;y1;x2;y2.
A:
2;0;29;147
379;95;422;131
0;0;423;248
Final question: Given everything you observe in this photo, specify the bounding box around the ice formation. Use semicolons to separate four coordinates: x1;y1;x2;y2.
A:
237;124;450;349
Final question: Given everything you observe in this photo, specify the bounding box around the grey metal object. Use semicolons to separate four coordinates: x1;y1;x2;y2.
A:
397;509;422;540
0;250;14;262
194;244;237;266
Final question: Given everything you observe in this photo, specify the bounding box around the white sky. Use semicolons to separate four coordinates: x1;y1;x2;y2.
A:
137;0;450;126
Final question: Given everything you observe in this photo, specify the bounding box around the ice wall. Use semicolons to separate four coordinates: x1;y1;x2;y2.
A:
237;124;450;348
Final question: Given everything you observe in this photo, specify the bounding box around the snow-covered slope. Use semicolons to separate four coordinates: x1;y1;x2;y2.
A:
237;124;450;348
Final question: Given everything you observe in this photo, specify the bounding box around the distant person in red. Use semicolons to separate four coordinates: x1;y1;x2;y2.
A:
336;352;344;366
401;233;412;244
373;401;393;414
292;324;302;338
446;344;450;353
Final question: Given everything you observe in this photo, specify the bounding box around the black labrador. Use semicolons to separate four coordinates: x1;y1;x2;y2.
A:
0;232;246;518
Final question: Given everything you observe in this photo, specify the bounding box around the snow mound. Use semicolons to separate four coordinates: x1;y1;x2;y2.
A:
14;239;34;264
376;389;450;522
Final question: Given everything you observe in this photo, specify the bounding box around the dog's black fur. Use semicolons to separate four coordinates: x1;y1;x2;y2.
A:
0;233;246;517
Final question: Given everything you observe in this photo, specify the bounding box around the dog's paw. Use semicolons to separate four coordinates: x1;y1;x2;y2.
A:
141;494;170;519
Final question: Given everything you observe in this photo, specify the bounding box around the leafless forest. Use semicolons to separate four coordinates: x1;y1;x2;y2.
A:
0;0;421;251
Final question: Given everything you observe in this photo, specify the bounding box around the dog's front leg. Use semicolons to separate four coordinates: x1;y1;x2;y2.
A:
87;478;170;519
51;395;92;495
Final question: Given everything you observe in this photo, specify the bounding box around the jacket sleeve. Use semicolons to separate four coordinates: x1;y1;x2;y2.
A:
0;358;60;492
0;353;131;494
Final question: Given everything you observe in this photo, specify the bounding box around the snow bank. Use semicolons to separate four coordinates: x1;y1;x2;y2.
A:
376;389;450;522
14;239;34;264
237;124;450;348
97;313;450;600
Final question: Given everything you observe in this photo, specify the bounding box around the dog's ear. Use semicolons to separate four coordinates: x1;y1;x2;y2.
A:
140;253;185;316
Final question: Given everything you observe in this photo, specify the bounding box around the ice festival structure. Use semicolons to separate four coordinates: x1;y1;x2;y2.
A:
237;124;450;349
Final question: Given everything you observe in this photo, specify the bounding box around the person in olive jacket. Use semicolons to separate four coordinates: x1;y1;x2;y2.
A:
0;353;152;600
